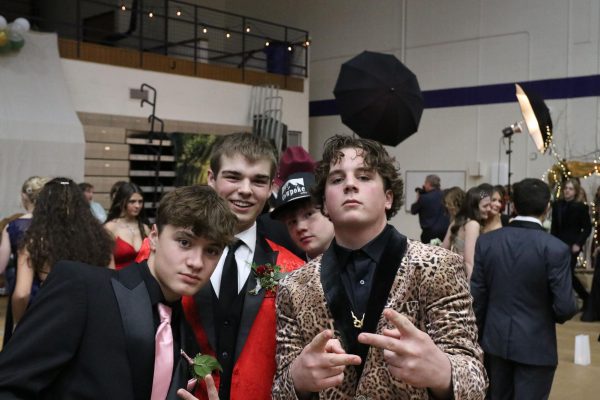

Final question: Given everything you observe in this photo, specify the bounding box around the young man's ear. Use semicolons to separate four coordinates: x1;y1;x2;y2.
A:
384;190;393;211
207;169;216;188
321;198;329;217
149;224;159;250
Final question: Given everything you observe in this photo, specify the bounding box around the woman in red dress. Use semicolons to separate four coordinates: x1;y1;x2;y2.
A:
104;182;150;270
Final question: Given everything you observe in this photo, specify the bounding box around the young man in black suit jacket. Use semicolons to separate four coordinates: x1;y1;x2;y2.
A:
551;178;593;307
472;178;577;399
0;185;236;400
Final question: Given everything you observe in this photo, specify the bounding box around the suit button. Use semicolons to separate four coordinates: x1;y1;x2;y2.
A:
222;351;229;359
224;320;230;326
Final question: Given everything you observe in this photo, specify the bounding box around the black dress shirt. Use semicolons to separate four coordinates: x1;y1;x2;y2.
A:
334;225;393;323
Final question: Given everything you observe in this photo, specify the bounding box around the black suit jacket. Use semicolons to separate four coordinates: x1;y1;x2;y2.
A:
471;220;577;366
410;189;449;237
0;261;198;399
551;199;592;247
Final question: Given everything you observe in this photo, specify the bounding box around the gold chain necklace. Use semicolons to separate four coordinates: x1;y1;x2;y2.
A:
351;310;365;329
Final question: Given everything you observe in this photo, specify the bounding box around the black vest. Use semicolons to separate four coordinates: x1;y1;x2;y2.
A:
213;278;248;400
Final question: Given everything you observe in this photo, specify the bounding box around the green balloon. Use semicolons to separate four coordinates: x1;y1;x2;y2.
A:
9;32;24;51
10;38;24;50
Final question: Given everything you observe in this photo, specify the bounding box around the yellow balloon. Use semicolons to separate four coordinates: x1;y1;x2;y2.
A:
0;30;8;47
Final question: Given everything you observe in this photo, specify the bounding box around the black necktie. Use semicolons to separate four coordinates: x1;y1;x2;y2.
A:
219;239;243;310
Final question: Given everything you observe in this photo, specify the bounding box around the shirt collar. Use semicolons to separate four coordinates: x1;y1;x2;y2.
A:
512;215;543;226
236;221;256;253
333;224;393;267
139;262;166;305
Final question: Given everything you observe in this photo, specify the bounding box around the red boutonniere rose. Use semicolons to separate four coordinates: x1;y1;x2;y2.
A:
249;262;284;296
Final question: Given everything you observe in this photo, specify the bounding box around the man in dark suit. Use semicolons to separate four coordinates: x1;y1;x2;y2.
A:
0;185;237;400
551;178;593;308
472;178;577;399
182;133;304;400
410;174;449;243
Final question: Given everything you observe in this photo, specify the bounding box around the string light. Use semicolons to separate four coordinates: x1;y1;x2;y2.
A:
176;9;182;16
148;11;154;18
265;40;270;46
287;45;292;51
226;32;231;38
202;27;208;34
245;26;251;33
121;4;126;11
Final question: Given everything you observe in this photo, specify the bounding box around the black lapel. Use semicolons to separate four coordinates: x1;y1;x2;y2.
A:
193;284;217;351
234;236;276;361
508;219;545;231
356;230;407;368
362;229;407;334
111;263;155;400
320;246;356;354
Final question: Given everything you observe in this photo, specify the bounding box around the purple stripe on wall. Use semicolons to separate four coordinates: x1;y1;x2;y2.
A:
310;74;600;116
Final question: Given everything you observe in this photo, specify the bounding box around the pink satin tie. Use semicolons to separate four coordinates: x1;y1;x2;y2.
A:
151;303;174;400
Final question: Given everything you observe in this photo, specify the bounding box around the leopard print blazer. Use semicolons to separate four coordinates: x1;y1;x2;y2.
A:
272;239;487;400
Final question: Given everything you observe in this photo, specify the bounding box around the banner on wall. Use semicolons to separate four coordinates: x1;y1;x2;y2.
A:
171;133;218;186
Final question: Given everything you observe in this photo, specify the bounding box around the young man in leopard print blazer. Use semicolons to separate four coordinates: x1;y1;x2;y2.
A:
272;135;487;400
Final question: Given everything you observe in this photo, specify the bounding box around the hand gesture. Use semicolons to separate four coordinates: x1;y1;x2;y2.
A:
358;309;452;397
290;329;361;394
177;374;219;400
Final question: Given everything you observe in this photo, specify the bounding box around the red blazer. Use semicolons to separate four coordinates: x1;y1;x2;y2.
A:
184;237;304;400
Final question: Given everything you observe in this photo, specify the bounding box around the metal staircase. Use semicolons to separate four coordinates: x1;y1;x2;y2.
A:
250;84;287;154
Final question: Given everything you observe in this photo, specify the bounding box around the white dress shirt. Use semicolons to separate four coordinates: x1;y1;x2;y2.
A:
210;222;257;297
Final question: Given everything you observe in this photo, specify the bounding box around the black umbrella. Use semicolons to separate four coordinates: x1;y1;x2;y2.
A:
333;51;424;146
515;83;553;153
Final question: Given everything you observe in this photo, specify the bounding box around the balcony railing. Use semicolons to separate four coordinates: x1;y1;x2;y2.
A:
1;0;310;79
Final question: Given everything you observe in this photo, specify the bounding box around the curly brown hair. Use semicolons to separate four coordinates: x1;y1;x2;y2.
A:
156;185;237;248
21;177;114;275
312;135;404;220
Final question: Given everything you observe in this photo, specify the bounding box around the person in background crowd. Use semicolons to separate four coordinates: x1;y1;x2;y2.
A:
104;182;150;270
410;174;450;244
258;146;317;261
472;178;576;399
582;186;600;323
182;133;304;400
270;172;334;260
479;183;509;234
443;186;491;280
272;135;486;399
551;178;592;310
11;178;114;326
0;176;47;344
78;182;107;223
438;186;465;246
0;185;235;400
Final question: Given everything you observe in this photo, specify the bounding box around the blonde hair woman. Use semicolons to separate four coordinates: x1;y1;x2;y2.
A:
0;176;47;344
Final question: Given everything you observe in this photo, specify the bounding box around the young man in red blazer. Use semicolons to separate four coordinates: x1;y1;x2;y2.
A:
183;133;304;400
